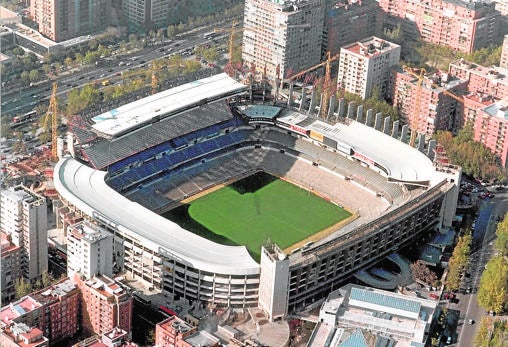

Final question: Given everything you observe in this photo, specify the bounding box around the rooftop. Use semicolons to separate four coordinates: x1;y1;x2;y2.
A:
482;97;508;119
342;36;400;58
451;59;508;85
0;297;42;325
91;73;247;138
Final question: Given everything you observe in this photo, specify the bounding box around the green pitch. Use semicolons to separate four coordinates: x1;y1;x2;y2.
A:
164;172;351;261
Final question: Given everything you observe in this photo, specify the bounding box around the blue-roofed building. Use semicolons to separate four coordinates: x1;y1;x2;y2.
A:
310;284;438;347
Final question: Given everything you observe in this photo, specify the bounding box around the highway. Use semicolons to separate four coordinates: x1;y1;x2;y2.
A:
1;25;231;117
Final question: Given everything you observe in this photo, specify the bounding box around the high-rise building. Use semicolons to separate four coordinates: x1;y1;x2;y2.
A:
0;278;80;343
67;221;113;280
29;0;112;42
337;36;400;99
473;97;508;167
242;0;325;80
1;185;47;284
1;232;22;305
121;0;169;33
379;0;500;54
500;34;508;69
389;67;467;136
449;59;508;99
324;0;384;55
74;274;132;336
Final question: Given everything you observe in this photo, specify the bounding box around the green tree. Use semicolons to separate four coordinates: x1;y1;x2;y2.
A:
474;316;493;347
494;213;508;256
41;270;52;288
29;69;41;82
477;255;508;313
15;277;31;299
167;25;176;39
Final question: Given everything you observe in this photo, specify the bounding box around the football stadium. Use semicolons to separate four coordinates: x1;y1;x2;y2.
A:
54;73;460;316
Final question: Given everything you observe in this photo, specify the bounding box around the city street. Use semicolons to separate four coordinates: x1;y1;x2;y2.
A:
451;188;508;346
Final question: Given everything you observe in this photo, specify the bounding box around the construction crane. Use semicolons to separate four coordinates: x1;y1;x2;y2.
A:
403;66;464;146
43;82;59;161
214;19;242;75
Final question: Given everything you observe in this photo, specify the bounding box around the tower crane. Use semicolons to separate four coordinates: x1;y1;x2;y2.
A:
43;82;59;161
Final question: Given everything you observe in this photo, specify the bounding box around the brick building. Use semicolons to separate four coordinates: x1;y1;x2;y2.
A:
1;232;22;305
449;59;508;99
155;316;219;347
379;0;500;53
0;322;49;347
389;67;467;136
74;274;132;336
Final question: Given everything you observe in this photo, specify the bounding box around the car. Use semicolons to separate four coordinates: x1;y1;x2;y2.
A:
468;319;475;325
446;336;452;344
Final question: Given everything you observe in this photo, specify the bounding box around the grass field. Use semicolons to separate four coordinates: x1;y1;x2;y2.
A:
163;172;351;261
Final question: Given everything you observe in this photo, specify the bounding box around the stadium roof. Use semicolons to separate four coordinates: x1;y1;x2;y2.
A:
91;73;247;138
276;110;437;184
54;156;260;276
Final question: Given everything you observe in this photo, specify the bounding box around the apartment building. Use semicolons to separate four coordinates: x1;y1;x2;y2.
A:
67;221;113;280
121;0;169;33
30;0;112;42
1;232;22;305
337;36;400;99
72;328;137;347
449;59;508;99
75;274;132;336
242;0;325;80
474;98;508;167
0;185;47;284
155;316;219;347
501;34;508;69
390;67;467;136
0;278;80;343
324;0;384;55
379;0;500;53
0;322;49;347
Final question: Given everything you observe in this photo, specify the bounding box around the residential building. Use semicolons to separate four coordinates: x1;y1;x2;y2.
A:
307;284;438;346
29;0;112;42
494;0;508;34
72;328;138;347
449;59;508;99
242;0;325;80
0;278;80;343
1;232;22;305
75;274;132;336
389;67;467;136
474;98;508;167
324;0;384;55
379;0;500;53
337;36;400;99
67;221;113;280
460;92;497;130
500;34;508;69
121;0;169;33
155;316;219;347
0;322;49;347
0;185;47;284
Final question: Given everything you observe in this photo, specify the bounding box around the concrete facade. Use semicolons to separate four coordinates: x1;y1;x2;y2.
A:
1;232;22;305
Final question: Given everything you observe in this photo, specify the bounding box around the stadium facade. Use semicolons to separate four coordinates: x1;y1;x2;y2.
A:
54;73;460;317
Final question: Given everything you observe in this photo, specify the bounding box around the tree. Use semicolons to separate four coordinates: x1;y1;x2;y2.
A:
410;260;438;285
15;277;31;299
29;69;41;82
474;316;493;347
167;25;176;39
494;212;508;256
446;233;472;290
64;57;73;68
41;270;52;288
477;255;508;313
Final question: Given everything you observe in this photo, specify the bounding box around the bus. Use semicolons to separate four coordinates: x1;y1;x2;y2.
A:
10;110;37;128
159;305;178;317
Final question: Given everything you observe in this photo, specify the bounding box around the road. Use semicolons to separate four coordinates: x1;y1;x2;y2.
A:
1;25;231;117
453;189;508;346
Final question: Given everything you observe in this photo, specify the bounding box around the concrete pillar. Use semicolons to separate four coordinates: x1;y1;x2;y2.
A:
365;109;373;127
347;102;355;118
288;82;294;107
428;139;436;160
328;95;337;119
392;120;400;139
417;133;426;151
308;89;317;114
299;91;307;112
383;117;391;135
356;104;364;123
400;124;409;143
338;98;345;117
374;112;383;130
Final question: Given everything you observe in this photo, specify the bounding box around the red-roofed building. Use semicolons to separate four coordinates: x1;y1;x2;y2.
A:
0;322;49;347
74;274;132;336
1;232;22;305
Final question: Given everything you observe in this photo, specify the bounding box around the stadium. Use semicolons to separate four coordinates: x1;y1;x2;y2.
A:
54;73;460;316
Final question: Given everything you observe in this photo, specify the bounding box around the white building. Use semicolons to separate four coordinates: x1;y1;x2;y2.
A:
258;244;289;321
67;221;113;279
0;185;48;283
337;36;401;100
242;0;325;80
309;284;438;346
